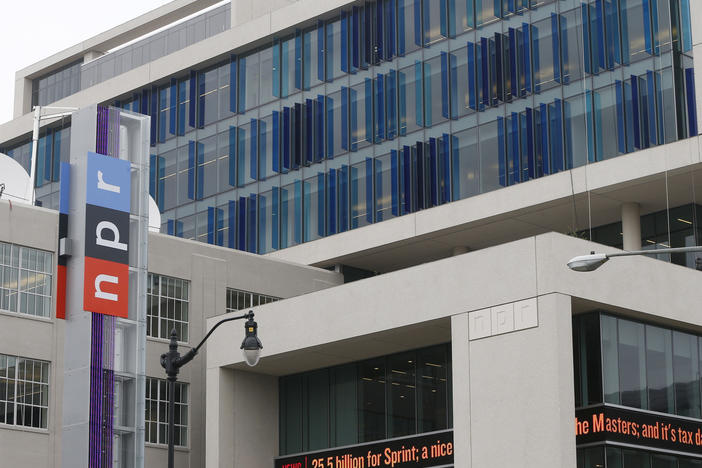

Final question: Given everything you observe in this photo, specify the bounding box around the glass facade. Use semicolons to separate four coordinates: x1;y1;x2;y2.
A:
3;0;697;255
578;446;702;468
31;60;82;107
574;312;702;417
575;312;702;466
278;344;451;456
580;204;702;270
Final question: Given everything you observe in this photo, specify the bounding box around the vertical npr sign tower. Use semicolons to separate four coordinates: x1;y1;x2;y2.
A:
61;105;149;468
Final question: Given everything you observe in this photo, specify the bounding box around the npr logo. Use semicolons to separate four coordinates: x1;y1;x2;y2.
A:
83;152;131;318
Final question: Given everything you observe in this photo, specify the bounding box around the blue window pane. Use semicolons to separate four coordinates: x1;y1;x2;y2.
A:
476;0;500;27
157;86;173;143
338;165;350;232
199;65;228;127
620;0;652;64
35;133;49;187
375;153;398;222
177;144;193;205
398;62;423;136
424;0;448;46
259;115;278;180
327;19;345;81
217;130;234;191
199;134;219;199
281;37;298;97
532;17;558;92
177;80;190;135
450;0;474;36
237;122;257;187
478;120;503;193
561;9;583;84
258;189;278;254
424;55;448;127
350;81;373;150
386;70;398;139
350;159;372;229
326;91;347;158
451;127;479;200
398;0;422;55
260;45;276;104
593;84;623;160
304;173;326;242
239;52;260;111
680;0;692;52
303;28;322;90
159;148;177;210
564;93;589;169
280;181;302;248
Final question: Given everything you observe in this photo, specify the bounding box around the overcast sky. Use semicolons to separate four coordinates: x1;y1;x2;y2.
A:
0;0;172;125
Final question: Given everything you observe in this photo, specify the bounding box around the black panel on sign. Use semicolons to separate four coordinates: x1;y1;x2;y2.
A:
576;405;702;456
275;430;453;468
84;203;130;265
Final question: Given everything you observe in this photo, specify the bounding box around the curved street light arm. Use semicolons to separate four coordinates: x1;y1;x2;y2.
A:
606;246;702;258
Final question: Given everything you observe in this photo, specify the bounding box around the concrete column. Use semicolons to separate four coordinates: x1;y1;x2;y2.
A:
451;313;471;468
621;202;642;251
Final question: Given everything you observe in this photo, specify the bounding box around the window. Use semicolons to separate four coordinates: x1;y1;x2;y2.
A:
225;288;279;313
279;344;451;455
574;311;702;419
0;242;53;318
0;354;50;429
145;377;188;446
147;274;190;342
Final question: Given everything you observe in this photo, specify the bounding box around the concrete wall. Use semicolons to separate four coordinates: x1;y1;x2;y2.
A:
145;232;342;467
0;200;342;468
207;232;702;468
467;293;575;468
0;201;62;468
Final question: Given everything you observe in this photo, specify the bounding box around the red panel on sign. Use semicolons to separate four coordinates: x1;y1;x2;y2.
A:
56;264;67;320
83;257;129;318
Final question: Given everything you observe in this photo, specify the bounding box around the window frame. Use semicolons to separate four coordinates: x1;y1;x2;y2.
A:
144;377;189;447
0;353;50;430
146;273;190;343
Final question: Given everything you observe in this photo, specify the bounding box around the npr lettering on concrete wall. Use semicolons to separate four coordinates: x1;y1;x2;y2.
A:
83;152;131;318
275;430;453;468
576;405;702;456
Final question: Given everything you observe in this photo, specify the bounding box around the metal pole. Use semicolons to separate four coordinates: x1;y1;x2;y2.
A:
167;377;175;468
159;312;261;467
28;106;41;204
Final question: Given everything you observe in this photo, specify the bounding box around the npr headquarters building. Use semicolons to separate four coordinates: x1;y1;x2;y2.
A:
1;0;702;467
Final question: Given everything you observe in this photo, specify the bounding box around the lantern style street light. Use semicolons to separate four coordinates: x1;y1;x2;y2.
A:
160;310;262;468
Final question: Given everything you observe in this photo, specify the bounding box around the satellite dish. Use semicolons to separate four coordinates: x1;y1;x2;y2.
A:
148;196;161;232
0;153;34;205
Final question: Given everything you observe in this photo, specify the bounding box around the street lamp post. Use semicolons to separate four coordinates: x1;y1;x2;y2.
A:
160;310;262;468
567;246;702;272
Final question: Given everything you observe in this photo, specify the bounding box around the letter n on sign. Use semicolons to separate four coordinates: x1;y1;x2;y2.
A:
83;152;131;318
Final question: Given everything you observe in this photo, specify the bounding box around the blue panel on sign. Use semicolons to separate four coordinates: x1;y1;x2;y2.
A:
86;152;131;213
